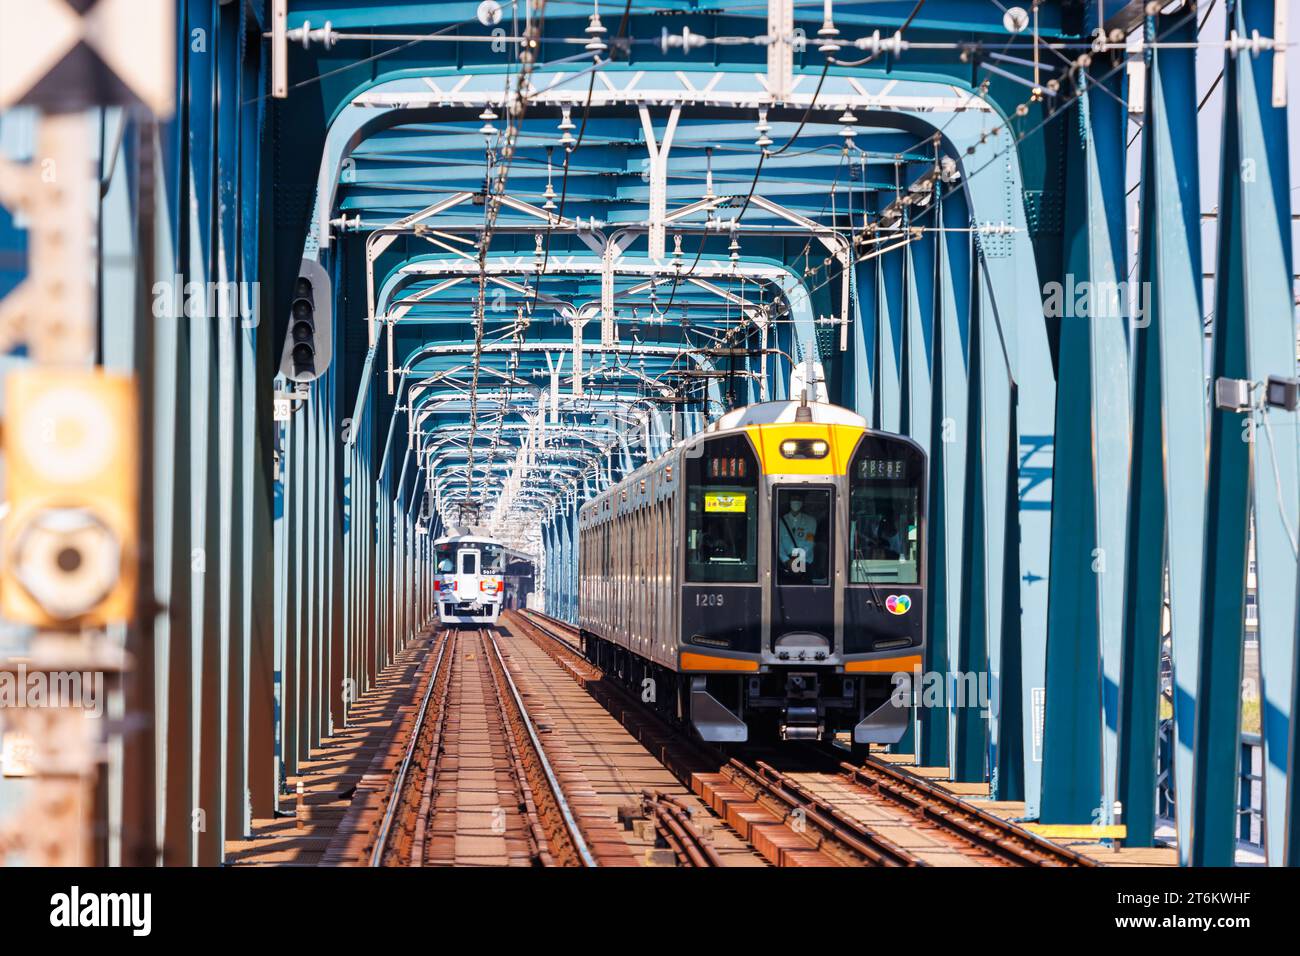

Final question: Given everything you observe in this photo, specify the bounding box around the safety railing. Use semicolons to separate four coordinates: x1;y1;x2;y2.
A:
1155;720;1262;848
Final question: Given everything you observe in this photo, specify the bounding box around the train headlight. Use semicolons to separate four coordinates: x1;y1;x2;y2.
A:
779;438;831;459
10;509;123;622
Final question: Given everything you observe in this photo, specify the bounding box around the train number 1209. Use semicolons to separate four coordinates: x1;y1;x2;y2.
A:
694;593;725;607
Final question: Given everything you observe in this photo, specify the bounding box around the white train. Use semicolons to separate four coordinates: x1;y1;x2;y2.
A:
434;534;506;626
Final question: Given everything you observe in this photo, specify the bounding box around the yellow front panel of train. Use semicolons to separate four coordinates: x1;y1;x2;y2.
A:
745;423;861;476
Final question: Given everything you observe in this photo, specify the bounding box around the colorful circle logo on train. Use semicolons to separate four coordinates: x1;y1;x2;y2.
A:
885;594;912;616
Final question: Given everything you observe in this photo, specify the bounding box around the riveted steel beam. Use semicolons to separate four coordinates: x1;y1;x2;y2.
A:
1120;6;1206;855
1041;54;1130;826
1194;0;1297;867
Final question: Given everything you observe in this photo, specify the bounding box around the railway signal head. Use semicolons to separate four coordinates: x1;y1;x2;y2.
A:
279;259;333;383
290;279;316;376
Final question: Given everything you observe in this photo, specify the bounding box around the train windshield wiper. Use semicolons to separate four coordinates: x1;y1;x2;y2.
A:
852;561;894;613
861;569;888;613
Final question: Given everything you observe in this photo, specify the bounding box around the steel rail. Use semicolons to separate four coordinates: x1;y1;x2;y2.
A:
512;610;923;866
369;630;451;866
845;758;1099;867
519;609;1091;867
645;790;723;867
479;627;553;865
726;759;925;867
510;609;729;780
484;627;599;867
519;608;583;652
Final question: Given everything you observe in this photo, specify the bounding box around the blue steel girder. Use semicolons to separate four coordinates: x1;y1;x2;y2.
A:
1120;6;1206;856
1041;51;1131;827
317;64;1024;502
54;0;1300;872
283;1;1068;37
1194;0;1296;868
919;188;970;771
417;416;641;517
300;59;1060;806
306;68;996;257
374;253;820;432
377;257;797;330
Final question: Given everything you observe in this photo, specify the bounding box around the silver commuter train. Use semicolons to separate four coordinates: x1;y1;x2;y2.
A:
577;399;926;747
434;534;507;625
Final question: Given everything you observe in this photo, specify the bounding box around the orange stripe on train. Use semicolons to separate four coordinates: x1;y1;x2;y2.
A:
843;654;922;674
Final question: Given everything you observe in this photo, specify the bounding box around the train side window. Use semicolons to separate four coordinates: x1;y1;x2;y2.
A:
848;440;923;585
685;435;759;583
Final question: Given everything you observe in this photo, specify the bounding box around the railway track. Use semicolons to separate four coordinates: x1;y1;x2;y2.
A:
368;630;453;866
510;610;725;782
513;609;1097;868
367;627;596;866
842;757;1097;867
642;791;725;867
511;611;883;866
494;614;730;866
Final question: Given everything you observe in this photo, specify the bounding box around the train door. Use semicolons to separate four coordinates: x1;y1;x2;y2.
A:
456;547;479;601
770;486;834;658
479;544;503;619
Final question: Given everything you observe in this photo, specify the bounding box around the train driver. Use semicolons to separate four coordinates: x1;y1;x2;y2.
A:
872;515;902;558
778;495;818;573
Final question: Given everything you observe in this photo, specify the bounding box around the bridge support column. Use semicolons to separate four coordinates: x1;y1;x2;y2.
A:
919;192;970;768
569;502;580;623
954;124;1055;810
1194;0;1297;867
952;274;996;785
1119;7;1206;853
544;518;558;618
875;243;904;433
892;228;936;756
849;260;876;425
566;503;576;622
282;415;303;780
556;515;565;619
1041;54;1131;825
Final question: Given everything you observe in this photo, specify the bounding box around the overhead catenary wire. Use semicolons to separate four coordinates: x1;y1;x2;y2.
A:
392;0;1238;528
466;0;549;499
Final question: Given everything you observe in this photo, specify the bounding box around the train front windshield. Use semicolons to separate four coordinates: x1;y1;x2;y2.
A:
685;436;759;583
848;442;923;584
480;545;504;574
436;542;504;576
775;487;831;586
